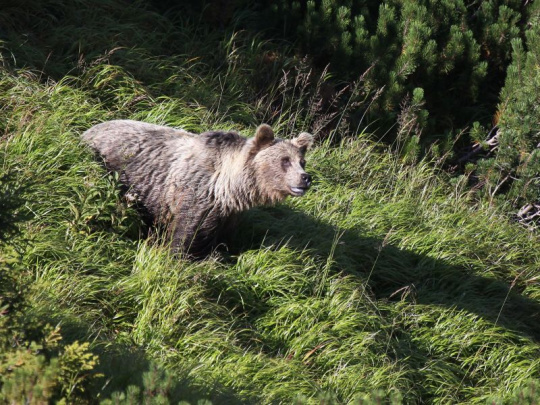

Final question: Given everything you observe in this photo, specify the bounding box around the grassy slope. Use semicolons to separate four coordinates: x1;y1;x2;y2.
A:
0;1;539;403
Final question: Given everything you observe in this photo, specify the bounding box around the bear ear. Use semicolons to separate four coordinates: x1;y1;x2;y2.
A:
292;132;314;154
253;124;275;149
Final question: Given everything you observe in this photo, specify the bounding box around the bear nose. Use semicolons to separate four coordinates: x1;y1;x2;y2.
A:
301;173;312;187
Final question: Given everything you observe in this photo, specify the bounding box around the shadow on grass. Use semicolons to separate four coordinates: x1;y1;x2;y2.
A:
0;171;33;244
27;303;256;404
234;205;540;343
0;176;252;404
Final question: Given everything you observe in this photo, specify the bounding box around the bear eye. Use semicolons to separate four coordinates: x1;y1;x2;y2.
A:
281;157;291;170
300;159;306;168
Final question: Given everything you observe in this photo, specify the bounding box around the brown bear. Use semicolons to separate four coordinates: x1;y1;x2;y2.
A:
82;120;313;256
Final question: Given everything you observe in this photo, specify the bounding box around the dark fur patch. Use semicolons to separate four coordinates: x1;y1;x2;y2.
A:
281;157;291;171
201;131;244;148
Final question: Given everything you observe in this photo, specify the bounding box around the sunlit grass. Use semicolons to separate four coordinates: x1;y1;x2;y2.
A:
0;1;538;403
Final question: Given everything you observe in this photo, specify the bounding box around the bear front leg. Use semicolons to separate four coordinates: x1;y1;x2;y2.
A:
169;207;224;258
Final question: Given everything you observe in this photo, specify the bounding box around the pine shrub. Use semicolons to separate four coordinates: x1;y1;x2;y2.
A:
254;0;522;146
473;2;540;221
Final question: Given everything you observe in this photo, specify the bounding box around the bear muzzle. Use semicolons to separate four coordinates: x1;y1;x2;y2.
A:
290;173;312;196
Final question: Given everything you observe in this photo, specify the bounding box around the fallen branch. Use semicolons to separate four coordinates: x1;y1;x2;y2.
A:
457;126;499;165
516;202;540;228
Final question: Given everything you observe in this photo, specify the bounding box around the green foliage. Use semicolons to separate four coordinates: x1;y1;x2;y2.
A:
59;341;102;400
0;291;102;404
255;0;522;145
488;379;540;405
0;1;539;404
473;3;540;217
101;363;203;405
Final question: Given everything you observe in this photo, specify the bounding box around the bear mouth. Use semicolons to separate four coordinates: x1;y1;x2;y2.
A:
289;186;308;196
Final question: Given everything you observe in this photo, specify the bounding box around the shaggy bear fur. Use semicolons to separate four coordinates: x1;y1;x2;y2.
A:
82;120;313;256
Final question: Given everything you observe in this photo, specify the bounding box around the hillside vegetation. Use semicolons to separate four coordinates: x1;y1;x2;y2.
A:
0;1;539;403
251;0;540;219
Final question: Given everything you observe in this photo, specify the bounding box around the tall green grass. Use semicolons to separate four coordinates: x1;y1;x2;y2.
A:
0;1;539;403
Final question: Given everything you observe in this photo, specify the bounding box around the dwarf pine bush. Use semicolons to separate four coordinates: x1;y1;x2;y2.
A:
252;0;521;139
472;2;540;221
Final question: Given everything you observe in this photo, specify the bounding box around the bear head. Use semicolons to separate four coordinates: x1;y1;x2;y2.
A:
251;124;314;203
